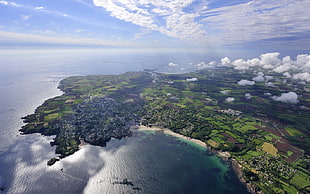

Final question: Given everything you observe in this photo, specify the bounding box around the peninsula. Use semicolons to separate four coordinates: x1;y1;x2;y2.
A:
20;68;310;193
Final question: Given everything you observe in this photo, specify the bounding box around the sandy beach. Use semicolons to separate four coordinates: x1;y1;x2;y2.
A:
137;125;203;148
137;125;231;158
137;125;207;148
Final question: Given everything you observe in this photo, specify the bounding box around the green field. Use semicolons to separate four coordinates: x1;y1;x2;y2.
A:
290;173;310;189
285;127;304;136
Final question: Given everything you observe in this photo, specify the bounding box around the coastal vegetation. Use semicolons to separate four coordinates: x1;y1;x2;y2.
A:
20;68;310;193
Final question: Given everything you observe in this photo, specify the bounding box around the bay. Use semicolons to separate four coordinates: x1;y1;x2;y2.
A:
0;49;248;193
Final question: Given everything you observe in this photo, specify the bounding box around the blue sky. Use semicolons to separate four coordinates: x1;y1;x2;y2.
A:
0;0;309;54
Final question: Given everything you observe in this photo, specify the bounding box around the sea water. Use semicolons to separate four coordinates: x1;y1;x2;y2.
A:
0;49;248;193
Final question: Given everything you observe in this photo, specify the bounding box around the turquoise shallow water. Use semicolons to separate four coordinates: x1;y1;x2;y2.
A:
113;130;249;194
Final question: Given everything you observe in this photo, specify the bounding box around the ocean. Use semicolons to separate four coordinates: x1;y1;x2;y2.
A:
0;49;248;193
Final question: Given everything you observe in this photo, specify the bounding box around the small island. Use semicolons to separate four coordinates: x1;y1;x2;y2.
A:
20;68;310;193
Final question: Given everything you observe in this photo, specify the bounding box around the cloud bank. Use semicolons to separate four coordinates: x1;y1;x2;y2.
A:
220;52;310;82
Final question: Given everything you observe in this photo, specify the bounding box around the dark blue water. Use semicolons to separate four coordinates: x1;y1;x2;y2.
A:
0;49;248;193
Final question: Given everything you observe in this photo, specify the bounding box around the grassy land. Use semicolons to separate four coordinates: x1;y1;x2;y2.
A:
262;142;278;157
290;172;310;189
20;68;310;193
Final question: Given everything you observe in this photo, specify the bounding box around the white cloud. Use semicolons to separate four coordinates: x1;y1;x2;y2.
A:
265;82;275;87
3;0;310;47
264;92;272;96
195;61;206;67
205;52;310;84
225;97;235;102
152;7;170;16
283;72;291;78
196;61;216;70
21;15;31;21
253;72;266;82
248;58;261;67
260;52;281;67
220;57;230;66
224;53;310;81
35;6;44;10
283;56;292;64
220;90;229;95
245;93;252;99
265;76;274;81
10;1;19;7
292;72;310;82
186;77;198;82
93;0;155;29
272;92;299;104
208;61;217;66
253;75;265;82
0;0;20;7
263;64;274;69
296;54;310;66
273;63;293;73
93;0;206;41
162;12;206;40
296;54;310;71
201;1;310;45
258;72;264;76
0;1;8;5
232;59;249;70
238;79;255;86
229;52;292;71
168;62;178;67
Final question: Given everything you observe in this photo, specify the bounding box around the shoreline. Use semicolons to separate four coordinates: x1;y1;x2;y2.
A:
136;125;256;193
137;125;208;148
78;125;254;193
136;125;231;158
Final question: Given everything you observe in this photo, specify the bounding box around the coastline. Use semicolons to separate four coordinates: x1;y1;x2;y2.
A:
137;125;208;149
136;125;231;158
136;125;255;194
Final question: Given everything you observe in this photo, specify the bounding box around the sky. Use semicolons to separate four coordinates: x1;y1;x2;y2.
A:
0;0;310;55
